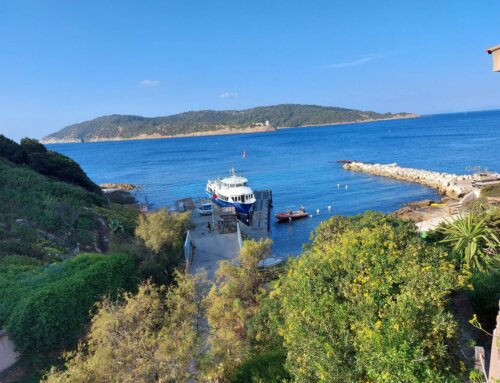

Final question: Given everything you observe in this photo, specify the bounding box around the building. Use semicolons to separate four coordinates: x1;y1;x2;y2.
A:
486;45;500;72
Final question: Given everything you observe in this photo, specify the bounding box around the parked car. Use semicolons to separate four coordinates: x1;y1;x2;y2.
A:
197;202;213;216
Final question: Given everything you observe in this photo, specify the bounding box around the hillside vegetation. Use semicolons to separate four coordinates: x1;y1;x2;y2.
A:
0;135;192;381
44;211;500;383
41;104;417;143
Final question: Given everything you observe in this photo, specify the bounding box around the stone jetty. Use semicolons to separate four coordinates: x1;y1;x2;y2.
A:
343;161;477;198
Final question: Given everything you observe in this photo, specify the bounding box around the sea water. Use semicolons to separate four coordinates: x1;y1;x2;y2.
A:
49;110;500;257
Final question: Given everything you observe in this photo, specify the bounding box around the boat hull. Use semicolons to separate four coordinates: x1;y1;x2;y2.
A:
275;212;308;222
206;191;254;214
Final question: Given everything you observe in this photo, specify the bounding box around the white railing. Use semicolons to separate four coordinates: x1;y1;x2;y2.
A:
236;222;243;250
184;230;193;268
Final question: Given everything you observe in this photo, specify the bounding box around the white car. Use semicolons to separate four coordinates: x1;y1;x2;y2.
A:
197;202;213;216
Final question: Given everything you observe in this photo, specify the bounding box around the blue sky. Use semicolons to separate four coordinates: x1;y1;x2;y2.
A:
1;1;499;141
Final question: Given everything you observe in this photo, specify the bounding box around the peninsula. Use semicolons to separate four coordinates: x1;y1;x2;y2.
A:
41;104;418;144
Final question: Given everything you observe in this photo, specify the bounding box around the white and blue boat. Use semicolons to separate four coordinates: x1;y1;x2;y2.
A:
206;168;256;215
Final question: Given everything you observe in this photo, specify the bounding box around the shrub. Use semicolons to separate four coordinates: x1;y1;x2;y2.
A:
0;136;103;195
468;268;500;330
0;157;111;257
275;213;466;382
0;134;26;163
2;253;137;355
229;350;290;383
25;150;102;194
134;209;191;283
481;183;500;198
43;273;206;383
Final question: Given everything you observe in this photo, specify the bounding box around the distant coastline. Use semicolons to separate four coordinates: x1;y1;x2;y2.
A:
42;114;419;145
276;113;419;130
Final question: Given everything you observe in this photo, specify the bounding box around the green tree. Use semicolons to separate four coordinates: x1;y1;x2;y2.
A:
275;215;466;383
134;209;191;283
135;209;191;253
0;134;26;163
205;239;272;380
43;272;207;383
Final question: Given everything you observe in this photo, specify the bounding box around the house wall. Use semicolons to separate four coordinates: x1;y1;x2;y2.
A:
491;49;500;72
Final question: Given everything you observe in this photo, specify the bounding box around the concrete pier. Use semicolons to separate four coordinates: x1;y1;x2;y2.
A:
240;190;272;240
188;207;240;279
343;161;481;198
187;190;272;278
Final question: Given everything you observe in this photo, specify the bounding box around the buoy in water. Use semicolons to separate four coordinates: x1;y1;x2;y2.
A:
337;183;340;189
328;205;331;211
316;209;320;215
345;185;348;189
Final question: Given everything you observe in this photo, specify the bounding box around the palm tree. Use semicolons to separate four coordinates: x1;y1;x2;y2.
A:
440;213;499;272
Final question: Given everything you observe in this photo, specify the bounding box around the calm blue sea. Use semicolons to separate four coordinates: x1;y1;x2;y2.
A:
49;110;500;257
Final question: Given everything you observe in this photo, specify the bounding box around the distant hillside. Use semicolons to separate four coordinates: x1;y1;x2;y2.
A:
41;104;418;143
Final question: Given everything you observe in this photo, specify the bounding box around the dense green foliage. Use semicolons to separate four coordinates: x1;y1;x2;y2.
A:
468;268;500;328
270;212;466;382
43;274;205;383
205;239;272;380
437;207;500;328
132;209;191;283
0;134;194;381
0;136;140;259
0;253;137;355
0;135;101;193
42;104;415;142
25;212;499;382
0;134;27;163
229;350;290;383
0;157;109;257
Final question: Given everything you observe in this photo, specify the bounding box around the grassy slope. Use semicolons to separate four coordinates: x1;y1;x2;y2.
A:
0;155;137;260
0;141;140;381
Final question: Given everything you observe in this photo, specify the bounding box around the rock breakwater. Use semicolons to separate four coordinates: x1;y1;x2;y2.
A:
343;161;477;198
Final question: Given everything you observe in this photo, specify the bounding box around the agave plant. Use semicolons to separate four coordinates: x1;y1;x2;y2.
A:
108;218;124;234
440;213;499;272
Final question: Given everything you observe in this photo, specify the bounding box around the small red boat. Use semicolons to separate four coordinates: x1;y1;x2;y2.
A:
275;208;308;222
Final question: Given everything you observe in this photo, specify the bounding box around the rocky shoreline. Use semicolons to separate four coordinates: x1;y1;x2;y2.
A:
99;183;139;192
343;161;478;198
343;161;500;231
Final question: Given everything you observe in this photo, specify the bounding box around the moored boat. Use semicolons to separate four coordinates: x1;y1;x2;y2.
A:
206;168;256;215
275;207;308;222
